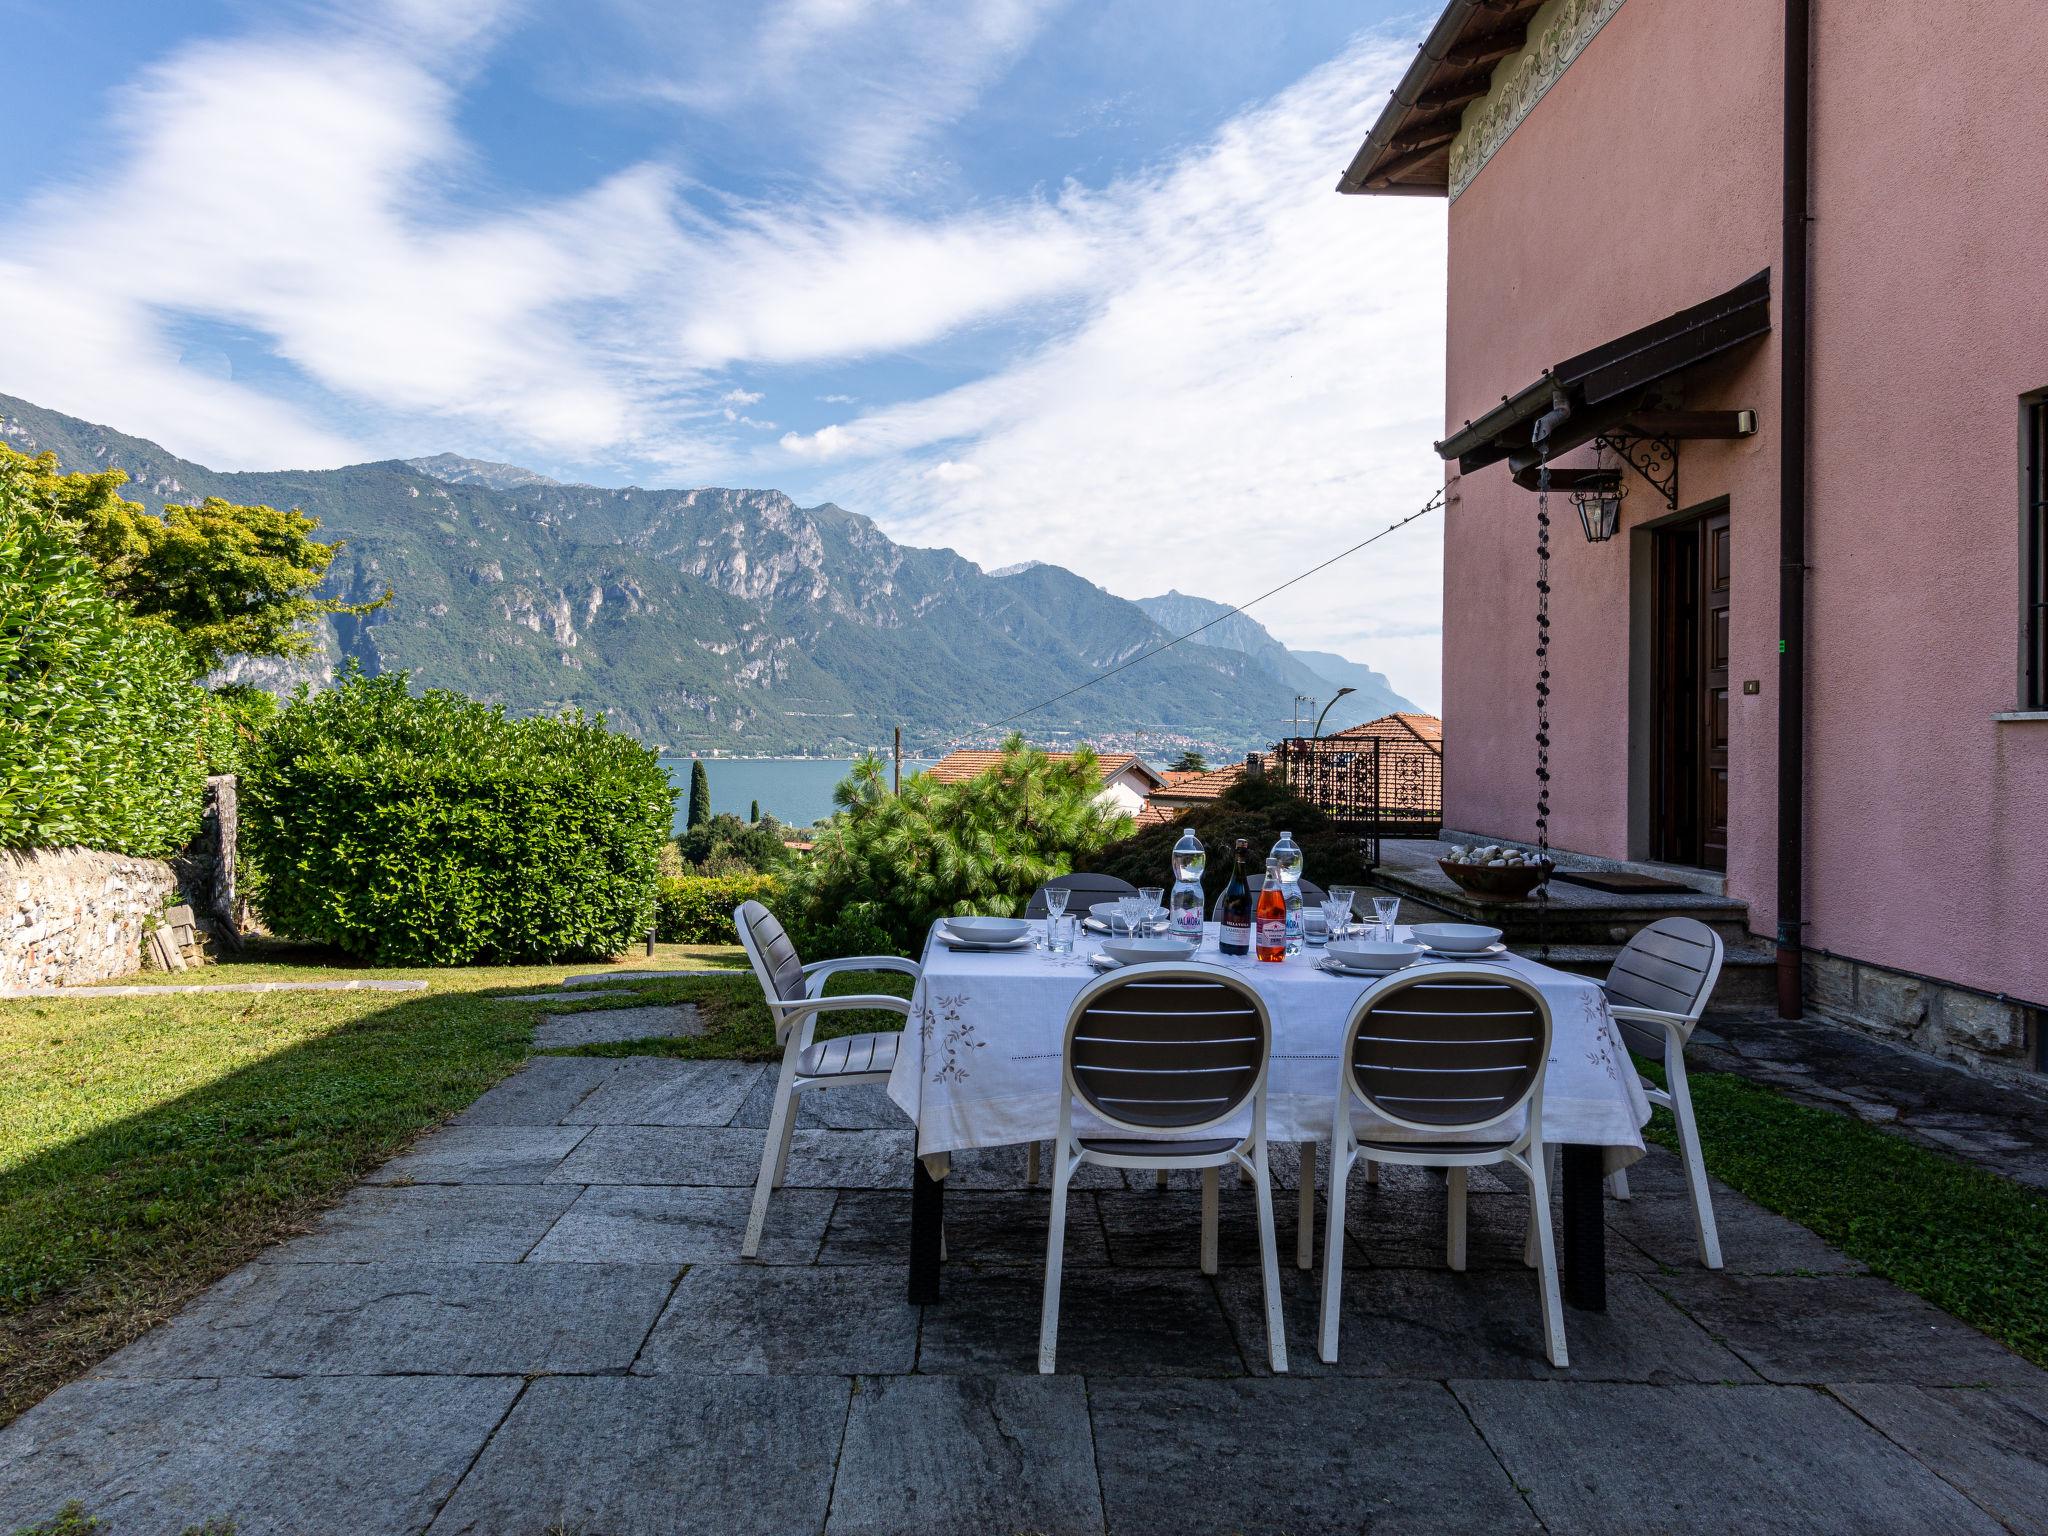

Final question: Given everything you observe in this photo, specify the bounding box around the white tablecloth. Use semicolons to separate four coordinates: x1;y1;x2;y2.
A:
887;923;1651;1176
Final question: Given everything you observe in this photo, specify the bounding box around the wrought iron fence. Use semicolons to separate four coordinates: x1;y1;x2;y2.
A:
1271;735;1442;869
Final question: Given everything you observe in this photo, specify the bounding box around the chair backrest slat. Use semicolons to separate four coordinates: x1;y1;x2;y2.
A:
1027;873;1139;917
735;899;807;1004
1345;972;1549;1133
1066;969;1269;1132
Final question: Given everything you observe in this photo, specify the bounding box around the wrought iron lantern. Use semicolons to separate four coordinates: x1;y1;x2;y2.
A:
1569;469;1624;543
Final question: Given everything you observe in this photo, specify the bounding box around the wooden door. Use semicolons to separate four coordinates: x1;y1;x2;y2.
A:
1651;509;1731;871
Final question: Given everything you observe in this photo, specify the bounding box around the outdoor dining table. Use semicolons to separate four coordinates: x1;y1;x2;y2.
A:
886;920;1653;1312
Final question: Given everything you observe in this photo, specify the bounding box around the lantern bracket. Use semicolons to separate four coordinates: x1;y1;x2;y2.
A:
1594;431;1679;509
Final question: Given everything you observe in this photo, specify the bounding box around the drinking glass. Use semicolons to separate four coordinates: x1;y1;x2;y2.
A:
1328;887;1358;942
1050;914;1076;954
1318;893;1353;946
1117;894;1148;939
1372;895;1401;942
1138;886;1163;933
1041;885;1070;949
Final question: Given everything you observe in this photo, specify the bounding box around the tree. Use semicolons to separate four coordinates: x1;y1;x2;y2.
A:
1169;749;1209;774
787;734;1131;954
687;758;712;827
5;444;387;670
676;811;791;876
0;457;207;856
749;799;760;823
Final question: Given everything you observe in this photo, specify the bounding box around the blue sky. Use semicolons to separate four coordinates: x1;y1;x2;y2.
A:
0;0;1449;705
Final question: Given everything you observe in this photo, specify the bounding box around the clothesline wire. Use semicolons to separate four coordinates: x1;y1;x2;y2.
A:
928;489;1445;753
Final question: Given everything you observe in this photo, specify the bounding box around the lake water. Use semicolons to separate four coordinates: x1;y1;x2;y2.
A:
660;758;937;832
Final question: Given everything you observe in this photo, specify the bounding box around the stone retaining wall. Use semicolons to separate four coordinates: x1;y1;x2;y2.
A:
2;848;181;988
1806;951;2042;1085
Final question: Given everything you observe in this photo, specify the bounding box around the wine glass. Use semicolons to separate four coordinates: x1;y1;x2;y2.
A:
1138;886;1163;933
1041;885;1070;948
1328;887;1358;942
1117;893;1148;940
1319;892;1353;946
1372;895;1401;942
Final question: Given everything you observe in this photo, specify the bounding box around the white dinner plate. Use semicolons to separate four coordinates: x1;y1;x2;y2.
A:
1315;956;1408;979
937;929;1032;951
1422;943;1509;959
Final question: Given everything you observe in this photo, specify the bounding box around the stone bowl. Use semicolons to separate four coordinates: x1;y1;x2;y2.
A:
1436;859;1552;901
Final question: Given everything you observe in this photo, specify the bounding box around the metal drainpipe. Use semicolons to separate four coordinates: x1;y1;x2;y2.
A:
1776;0;1812;1019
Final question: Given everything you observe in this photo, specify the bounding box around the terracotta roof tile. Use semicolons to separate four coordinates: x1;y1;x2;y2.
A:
1144;762;1246;804
1326;711;1442;749
924;748;1161;788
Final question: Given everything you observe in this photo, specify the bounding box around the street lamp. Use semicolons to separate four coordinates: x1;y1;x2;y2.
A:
1312;686;1357;739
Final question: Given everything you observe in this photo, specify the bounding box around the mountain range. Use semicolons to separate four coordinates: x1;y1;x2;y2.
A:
0;392;1416;756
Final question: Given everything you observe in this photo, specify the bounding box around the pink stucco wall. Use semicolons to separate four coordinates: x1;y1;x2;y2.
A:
1438;0;2048;1003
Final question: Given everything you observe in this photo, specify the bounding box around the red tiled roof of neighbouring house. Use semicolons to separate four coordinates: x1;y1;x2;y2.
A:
1145;762;1246;804
1326;711;1443;750
923;749;1164;790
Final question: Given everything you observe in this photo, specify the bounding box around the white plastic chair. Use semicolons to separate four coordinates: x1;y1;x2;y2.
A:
734;899;921;1259
1040;962;1287;1374
1601;916;1727;1268
1319;966;1565;1368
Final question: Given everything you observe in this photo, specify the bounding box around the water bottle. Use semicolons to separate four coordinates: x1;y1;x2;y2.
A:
1168;826;1207;943
1269;828;1304;955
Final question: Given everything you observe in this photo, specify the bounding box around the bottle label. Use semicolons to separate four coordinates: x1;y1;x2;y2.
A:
1256;917;1287;951
1220;921;1250;949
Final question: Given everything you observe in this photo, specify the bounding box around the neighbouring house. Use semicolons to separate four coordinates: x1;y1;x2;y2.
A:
1139;761;1250;826
922;748;1167;818
1340;0;2047;1074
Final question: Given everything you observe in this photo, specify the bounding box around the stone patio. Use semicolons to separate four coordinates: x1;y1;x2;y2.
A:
3;1055;2044;1535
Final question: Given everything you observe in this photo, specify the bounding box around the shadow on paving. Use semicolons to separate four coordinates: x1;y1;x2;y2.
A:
1;1051;2045;1535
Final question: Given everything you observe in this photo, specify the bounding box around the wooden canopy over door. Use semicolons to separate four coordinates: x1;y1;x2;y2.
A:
1652;508;1730;871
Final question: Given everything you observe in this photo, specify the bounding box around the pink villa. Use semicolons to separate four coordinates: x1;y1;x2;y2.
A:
1341;0;2048;1075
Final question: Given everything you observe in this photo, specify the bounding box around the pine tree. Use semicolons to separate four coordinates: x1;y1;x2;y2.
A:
687;759;712;828
750;799;760;823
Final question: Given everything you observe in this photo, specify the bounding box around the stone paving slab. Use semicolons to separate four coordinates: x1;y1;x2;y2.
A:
732;1075;905;1129
1096;1187;1323;1271
96;1261;677;1380
524;1184;834;1265
561;1058;764;1126
828;1374;1102;1536
561;969;709;987
364;1124;589;1185
532;1002;703;1048
1831;1382;2048;1536
1089;1376;1540;1536
548;1123;914;1188
1217;1266;1754;1384
917;1264;1246;1377
634;1264;919;1377
823;1188;1113;1268
1650;1271;2047;1386
1600;1145;1867;1275
492;988;635;1003
0;1375;521;1536
449;1056;623;1127
266;1184;582;1264
1454;1380;2011;1534
427;1375;847;1535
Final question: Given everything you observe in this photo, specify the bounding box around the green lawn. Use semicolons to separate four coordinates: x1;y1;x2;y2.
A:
1643;1064;2048;1368
0;939;907;1427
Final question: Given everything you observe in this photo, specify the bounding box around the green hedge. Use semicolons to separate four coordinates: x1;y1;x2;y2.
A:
242;669;675;965
654;873;780;943
0;465;206;857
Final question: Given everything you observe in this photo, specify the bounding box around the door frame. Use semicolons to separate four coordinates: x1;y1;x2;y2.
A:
1628;495;1731;867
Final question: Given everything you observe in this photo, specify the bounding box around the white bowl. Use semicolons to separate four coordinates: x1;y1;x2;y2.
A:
1100;936;1198;967
943;916;1031;943
1327;939;1426;972
1089;900;1139;920
1410;922;1503;953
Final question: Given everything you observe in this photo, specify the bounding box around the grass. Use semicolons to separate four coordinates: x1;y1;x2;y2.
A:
0;937;905;1427
1644;1062;2048;1368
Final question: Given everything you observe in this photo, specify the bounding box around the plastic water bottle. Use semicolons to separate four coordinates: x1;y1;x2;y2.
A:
1168;826;1207;943
1269;828;1304;955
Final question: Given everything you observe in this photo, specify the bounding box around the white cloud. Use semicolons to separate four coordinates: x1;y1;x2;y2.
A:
779;423;862;459
720;388;765;405
924;459;983;483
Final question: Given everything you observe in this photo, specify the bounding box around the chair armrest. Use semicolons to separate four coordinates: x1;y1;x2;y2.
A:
1606;1003;1692;1040
801;954;921;995
771;992;912;1044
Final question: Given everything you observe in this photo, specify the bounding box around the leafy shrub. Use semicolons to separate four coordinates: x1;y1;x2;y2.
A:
242;668;675;964
1079;773;1373;908
196;684;279;777
675;811;795;876
0;463;207;857
783;737;1130;955
655;872;780;943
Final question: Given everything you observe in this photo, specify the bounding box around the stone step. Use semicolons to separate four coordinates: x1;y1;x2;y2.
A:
1373;863;1756;949
1506;941;1781;1011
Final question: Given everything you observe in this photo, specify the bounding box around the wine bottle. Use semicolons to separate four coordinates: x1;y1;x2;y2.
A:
1217;839;1252;956
1255;856;1288;962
